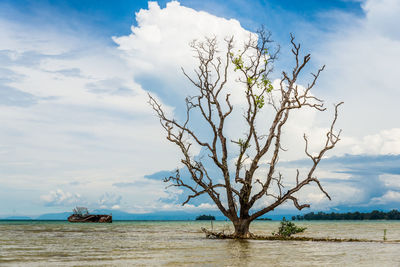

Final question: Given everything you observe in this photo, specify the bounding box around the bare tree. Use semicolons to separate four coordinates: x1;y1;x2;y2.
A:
149;29;343;238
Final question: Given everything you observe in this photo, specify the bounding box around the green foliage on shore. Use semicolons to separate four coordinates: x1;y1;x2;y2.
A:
295;209;400;220
273;218;306;237
196;214;216;220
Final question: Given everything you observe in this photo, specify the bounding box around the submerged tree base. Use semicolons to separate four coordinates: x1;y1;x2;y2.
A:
201;228;400;243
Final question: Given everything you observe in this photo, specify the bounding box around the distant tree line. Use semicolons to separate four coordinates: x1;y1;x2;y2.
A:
293;210;400;220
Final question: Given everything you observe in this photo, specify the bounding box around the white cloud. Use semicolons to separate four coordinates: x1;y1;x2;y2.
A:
362;0;400;40
113;1;255;98
314;0;400;142
98;192;122;209
350;128;400;155
379;174;400;189
111;205;121;210
370;190;400;205
40;189;83;206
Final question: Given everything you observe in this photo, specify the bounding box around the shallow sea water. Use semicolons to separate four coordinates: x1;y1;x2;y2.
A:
1;220;400;266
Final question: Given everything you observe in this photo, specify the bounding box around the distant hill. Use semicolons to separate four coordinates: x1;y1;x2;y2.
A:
2;209;294;221
91;209;225;221
1;216;32;220
32;209;227;221
36;212;72;220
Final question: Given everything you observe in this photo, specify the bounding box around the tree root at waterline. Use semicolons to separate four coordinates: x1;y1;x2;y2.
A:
201;228;400;243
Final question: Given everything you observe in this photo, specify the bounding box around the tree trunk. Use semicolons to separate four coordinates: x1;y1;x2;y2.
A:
233;219;251;238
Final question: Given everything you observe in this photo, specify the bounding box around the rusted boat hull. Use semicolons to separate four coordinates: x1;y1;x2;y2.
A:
67;214;112;223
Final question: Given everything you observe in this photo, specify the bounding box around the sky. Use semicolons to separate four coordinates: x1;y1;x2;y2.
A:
0;0;399;217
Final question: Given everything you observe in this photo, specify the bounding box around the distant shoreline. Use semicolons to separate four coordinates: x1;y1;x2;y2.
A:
2;209;400;222
294;209;400;221
2;219;400;222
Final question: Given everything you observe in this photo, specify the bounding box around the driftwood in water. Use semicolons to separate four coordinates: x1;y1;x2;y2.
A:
201;228;400;243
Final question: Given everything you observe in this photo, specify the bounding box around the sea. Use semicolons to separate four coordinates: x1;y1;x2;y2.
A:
1;220;400;266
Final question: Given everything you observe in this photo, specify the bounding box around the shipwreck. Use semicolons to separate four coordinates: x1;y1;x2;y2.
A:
68;207;112;223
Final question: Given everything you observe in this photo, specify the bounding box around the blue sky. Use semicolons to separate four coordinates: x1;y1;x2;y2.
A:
0;0;399;217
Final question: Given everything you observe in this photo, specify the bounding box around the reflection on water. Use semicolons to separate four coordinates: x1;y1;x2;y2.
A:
225;239;251;266
1;220;400;266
